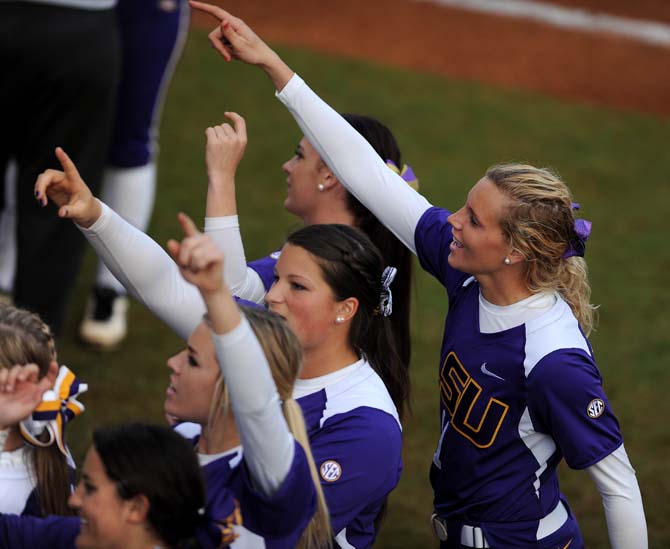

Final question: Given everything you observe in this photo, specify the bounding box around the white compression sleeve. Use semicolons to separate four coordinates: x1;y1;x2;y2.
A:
96;164;157;293
78;202;205;340
276;74;433;254
586;444;648;549
211;317;294;497
204;216;267;304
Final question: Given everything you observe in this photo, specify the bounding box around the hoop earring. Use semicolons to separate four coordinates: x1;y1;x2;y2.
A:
317;183;325;192
504;257;512;265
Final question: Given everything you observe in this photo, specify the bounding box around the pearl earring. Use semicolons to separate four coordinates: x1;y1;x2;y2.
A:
317;183;325;192
336;316;345;324
504;257;512;265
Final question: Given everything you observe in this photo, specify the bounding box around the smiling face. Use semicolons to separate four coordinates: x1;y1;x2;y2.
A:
69;448;131;549
281;137;327;219
447;177;513;276
164;321;220;425
265;243;345;352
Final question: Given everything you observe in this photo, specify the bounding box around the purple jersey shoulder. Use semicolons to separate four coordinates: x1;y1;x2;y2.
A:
203;440;315;546
248;252;280;291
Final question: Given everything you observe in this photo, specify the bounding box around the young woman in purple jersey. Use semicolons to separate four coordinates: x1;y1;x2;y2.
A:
164;213;330;548
35;146;407;547
188;3;648;548
0;419;223;548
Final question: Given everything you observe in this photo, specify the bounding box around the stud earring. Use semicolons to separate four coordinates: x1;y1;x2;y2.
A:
504;257;512;265
317;183;325;192
335;316;345;324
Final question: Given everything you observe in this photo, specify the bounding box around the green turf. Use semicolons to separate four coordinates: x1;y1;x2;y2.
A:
56;28;669;548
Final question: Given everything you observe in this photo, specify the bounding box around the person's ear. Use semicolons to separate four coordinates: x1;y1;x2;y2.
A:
334;297;358;325
125;493;150;524
317;164;338;192
507;248;525;265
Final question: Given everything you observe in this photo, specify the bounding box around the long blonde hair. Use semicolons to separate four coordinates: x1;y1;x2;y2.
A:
207;306;331;548
486;163;597;335
0;304;74;516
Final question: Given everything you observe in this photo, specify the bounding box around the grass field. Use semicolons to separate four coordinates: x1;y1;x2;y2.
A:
57;28;669;547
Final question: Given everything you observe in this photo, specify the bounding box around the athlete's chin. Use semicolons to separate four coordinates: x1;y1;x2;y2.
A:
448;254;477;277
164;400;180;419
74;530;97;549
447;252;464;271
283;197;296;215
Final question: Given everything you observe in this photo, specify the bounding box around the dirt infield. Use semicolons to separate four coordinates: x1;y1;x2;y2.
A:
192;0;670;117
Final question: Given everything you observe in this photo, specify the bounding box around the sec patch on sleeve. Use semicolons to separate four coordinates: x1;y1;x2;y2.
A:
587;398;605;419
320;460;342;482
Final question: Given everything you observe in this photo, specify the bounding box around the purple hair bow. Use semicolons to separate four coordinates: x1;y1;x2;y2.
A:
385;159;419;190
563;203;592;258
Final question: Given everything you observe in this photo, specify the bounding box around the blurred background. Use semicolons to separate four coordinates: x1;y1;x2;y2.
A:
17;0;670;546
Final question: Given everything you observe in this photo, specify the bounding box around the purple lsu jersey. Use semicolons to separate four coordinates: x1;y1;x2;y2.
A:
178;359;402;549
200;439;316;548
415;207;623;547
295;360;402;548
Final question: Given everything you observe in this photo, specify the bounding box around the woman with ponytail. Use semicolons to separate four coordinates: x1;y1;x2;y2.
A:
201;110;414;372
0;304;83;518
165;212;329;548
186;4;648;548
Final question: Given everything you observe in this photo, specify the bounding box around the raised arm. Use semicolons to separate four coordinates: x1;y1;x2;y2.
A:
169;214;294;496
189;1;433;253
35;148;205;340
203;113;266;302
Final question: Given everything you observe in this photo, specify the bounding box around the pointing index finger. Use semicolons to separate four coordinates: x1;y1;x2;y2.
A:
177;212;200;238
55;147;81;180
189;1;230;21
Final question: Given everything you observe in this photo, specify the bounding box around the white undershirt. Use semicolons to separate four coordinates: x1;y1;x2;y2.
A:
0;446;36;514
478;289;556;333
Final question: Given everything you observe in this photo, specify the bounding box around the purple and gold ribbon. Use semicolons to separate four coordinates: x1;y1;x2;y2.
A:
386;159;419;190
19;365;87;458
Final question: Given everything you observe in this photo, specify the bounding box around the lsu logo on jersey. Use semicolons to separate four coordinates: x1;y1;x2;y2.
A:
587;398;605;419
217;499;243;545
320;460;342;482
439;352;509;448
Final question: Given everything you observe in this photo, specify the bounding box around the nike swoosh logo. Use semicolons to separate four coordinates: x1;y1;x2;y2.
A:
480;362;505;381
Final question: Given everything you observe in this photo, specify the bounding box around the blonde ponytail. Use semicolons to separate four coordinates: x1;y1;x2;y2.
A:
242;306;332;547
486;164;597;335
283;398;332;548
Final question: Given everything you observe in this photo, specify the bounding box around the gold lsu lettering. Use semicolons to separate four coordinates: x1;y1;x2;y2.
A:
439;352;509;448
217;500;243;546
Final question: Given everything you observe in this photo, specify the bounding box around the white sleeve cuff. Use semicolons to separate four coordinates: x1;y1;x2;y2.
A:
204;215;239;231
